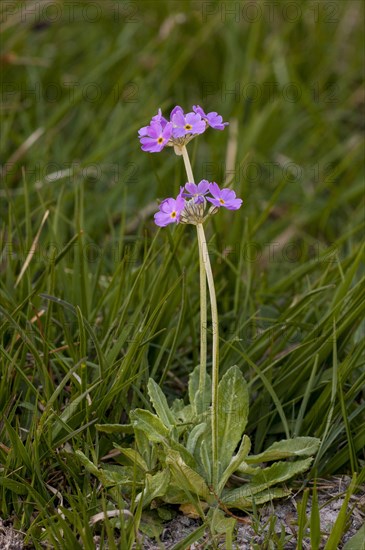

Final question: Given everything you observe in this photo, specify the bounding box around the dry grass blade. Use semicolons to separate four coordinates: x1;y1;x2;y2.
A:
14;209;49;288
3;128;45;177
89;509;133;525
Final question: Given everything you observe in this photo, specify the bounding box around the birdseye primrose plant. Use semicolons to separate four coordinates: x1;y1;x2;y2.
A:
82;105;320;543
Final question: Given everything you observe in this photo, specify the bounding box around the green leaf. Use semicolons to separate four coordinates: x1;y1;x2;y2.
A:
130;409;169;443
342;523;365;550
139;469;171;508
96;423;134;434
139;510;165;539
134;425;157;471
200;438;212;483
162;484;193;505
188;365;211;414
245;437;321;463
76;451;139;488
209;508;236;550
170;525;206;550
165;449;211;501
171;400;195;424
250;457;313;487
75;450;106;482
222;487;291;510
113;445;148;472
0;477;28;495
219;434;251;493
3;418;32;471
99;464;142;487
168;439;198;470
223;458;313;506
186;422;207;456
147;378;175;429
217;366;249;474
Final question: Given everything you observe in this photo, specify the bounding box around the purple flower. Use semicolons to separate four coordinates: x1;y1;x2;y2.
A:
139;121;173;153
207;182;242;210
170;105;184;118
151;108;169;128
193;105;228;130
138;105;229;153
154;188;186;226
171;110;206;138
184;180;210;203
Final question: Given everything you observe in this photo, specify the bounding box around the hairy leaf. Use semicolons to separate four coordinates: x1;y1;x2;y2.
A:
188;365;211;415
148;378;175;429
186;422;207;456
245;437;320;463
342;523;365;550
113;444;148;472
139;469;171;508
222;487;291;510
130;409;169;443
200;438;212;483
96;423;134;434
165;449;211;501
75;450;137;488
168;439;198;470
219;434;251;493
222;457;313;506
217;366;249;474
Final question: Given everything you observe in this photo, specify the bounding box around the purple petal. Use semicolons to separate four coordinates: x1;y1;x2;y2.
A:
162;122;173;139
138;125;149;137
185;182;198;194
185;112;202;125
151;108;168;127
206;197;222;208
220;188;236;202
175;194;186;211
140;137;157;145
197;180;210;194
146;122;163;138
191;120;206;134
140;139;163;153
170;105;184;118
192;105;206;117
172;111;186;126
206;112;229;130
171;126;186;138
160;198;175;213
225;198;243;210
154;211;175;226
209;182;221;198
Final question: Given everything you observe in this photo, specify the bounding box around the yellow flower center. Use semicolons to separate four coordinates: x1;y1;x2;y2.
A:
157;137;164;144
184;124;192;131
219;198;225;204
170;211;176;218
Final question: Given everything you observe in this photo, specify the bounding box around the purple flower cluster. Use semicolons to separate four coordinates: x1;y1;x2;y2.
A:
138;105;228;153
154;181;242;227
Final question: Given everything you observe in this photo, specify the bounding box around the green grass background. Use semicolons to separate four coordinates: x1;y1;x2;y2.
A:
1;0;364;546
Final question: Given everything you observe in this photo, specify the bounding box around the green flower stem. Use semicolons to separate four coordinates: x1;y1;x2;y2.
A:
181;146;219;489
196;222;219;490
181;146;207;414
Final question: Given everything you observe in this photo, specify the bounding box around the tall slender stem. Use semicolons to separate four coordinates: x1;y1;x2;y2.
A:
181;146;207;413
196;222;219;490
181;145;194;184
181;145;219;489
